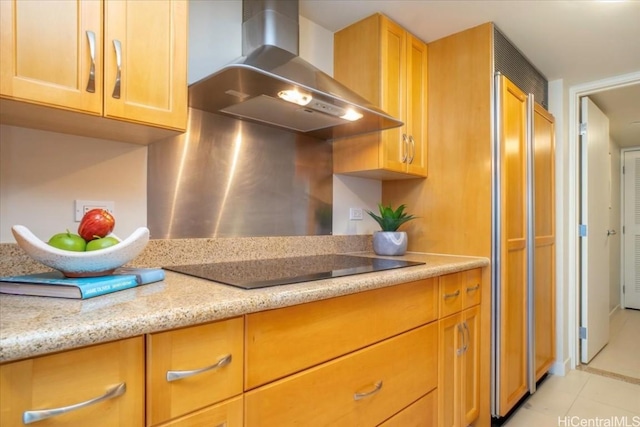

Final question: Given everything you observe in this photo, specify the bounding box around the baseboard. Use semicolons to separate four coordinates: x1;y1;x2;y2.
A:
550;357;571;376
609;304;621;317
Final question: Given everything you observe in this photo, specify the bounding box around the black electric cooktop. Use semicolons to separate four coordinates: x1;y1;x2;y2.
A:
164;254;425;290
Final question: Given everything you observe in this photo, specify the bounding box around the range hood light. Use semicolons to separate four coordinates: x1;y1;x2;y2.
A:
340;108;363;122
278;89;312;106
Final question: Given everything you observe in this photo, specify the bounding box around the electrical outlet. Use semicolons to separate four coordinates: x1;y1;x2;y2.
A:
74;200;115;222
349;207;364;220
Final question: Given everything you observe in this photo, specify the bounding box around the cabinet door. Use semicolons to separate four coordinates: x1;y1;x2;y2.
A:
438;314;462;427
533;102;556;380
379;16;407;173
146;317;244;426
104;0;187;130
461;306;481;426
0;0;102;113
0;337;144;427
405;33;428;177
497;75;529;415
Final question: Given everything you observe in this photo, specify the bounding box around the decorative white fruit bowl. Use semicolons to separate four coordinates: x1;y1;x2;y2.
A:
11;225;150;278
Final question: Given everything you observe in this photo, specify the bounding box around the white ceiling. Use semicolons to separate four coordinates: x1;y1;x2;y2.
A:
300;0;640;147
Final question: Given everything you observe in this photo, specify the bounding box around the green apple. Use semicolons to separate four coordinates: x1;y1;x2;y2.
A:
48;231;87;252
85;236;120;251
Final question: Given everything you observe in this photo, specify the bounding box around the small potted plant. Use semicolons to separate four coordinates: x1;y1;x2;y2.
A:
366;203;416;256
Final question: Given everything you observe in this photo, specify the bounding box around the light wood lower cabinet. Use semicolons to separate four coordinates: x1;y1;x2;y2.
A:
245;323;438;426
153;395;243;427
0;337;144;427
379;389;438;427
438;270;481;427
0;267;485;426
146;317;244;426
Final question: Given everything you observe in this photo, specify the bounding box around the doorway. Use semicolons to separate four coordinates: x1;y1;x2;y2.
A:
567;72;640;376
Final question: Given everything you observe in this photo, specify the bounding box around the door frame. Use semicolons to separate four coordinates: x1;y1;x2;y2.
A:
567;71;640;369
621;148;640;309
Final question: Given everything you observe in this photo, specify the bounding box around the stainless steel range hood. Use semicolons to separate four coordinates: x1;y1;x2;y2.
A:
188;0;403;141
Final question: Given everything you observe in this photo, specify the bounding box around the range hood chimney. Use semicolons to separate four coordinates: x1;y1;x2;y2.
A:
188;0;403;140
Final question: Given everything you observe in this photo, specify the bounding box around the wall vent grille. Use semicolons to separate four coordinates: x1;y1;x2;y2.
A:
494;25;548;108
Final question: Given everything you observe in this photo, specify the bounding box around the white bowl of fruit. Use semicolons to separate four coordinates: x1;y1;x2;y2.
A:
12;209;149;278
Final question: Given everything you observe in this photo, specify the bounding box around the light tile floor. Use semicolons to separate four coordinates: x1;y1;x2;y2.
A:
586;308;640;379
503;370;640;426
503;308;640;426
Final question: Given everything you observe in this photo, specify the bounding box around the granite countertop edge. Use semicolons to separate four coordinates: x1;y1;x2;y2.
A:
0;252;489;363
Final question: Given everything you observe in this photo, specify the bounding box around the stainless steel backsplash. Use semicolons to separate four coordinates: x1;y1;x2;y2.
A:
147;109;333;238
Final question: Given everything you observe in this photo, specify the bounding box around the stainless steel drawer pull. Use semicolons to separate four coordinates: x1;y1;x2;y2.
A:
456;323;465;355
22;382;126;424
401;134;408;163
112;39;122;99
166;354;232;382
462;321;470;354
466;284;480;292
85;31;96;93
443;290;461;299
408;135;416;163
353;380;383;401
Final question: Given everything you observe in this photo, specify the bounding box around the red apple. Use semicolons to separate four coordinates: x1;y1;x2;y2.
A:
78;209;115;241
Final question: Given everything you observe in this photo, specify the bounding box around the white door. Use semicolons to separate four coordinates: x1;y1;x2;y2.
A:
623;150;640;309
580;96;611;364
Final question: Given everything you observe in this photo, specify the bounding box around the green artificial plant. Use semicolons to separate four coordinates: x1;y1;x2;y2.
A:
366;203;416;232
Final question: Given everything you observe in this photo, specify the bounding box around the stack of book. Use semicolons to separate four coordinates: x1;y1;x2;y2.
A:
0;267;165;299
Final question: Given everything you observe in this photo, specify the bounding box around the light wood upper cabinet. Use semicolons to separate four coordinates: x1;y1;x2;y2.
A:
0;0;103;114
103;0;187;130
0;0;187;142
334;13;427;180
0;337;145;427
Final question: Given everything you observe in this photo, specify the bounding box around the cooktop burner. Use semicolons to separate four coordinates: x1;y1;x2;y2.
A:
164;254;425;289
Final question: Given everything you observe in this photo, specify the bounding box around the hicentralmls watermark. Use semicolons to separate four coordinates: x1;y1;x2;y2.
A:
557;416;640;427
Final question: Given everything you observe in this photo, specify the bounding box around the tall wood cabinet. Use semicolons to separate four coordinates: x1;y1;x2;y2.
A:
333;13;427;180
0;0;187;143
384;23;556;424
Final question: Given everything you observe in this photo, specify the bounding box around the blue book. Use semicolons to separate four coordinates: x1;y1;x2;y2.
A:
0;268;165;299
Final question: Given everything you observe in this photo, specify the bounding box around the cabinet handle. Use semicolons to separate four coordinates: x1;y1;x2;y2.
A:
408;135;415;164
22;382;126;424
466;284;480;293
166;354;232;382
401;134;408;163
456;323;465;356
462;321;470;354
443;290;460;299
353;380;383;401
112;39;122;99
85;31;96;93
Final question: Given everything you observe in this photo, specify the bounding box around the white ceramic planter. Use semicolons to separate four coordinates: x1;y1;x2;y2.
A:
372;231;408;256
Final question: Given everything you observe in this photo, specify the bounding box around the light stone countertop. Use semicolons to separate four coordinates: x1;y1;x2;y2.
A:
0;252;489;363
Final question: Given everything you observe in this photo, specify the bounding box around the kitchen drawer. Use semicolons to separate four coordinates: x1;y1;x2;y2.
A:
246;279;438;389
245;322;438;426
0;337;144;427
439;272;464;318
379;389;438;427
463;268;482;309
439;268;482;317
154;395;243;427
146;317;244;426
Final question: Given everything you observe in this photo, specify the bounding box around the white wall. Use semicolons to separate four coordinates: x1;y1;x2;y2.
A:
0;126;147;242
0;5;379;243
